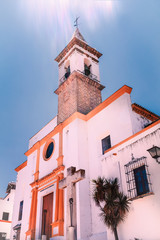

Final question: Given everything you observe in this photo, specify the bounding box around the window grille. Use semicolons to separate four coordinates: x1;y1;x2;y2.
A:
102;135;111;154
18;201;23;221
2;212;9;221
124;155;152;199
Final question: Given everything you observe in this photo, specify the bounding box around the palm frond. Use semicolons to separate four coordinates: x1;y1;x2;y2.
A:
92;177;130;234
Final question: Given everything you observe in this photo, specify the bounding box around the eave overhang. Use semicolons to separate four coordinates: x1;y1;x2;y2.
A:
55;37;102;63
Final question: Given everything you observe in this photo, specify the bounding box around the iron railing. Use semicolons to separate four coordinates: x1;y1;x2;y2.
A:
124;155;152;199
59;70;99;86
77;70;99;83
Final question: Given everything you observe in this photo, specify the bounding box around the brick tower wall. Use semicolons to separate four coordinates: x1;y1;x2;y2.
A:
55;72;104;124
57;77;78;124
77;77;102;115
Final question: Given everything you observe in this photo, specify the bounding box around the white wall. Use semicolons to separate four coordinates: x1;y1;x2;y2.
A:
131;111;152;134
61;91;147;240
39;134;59;180
11;164;32;240
0;189;15;240
29;116;57;149
11;80;159;240
58;45;100;84
62;118;92;240
101;123;160;240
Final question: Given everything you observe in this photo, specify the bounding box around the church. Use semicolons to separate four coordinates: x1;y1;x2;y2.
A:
11;27;160;240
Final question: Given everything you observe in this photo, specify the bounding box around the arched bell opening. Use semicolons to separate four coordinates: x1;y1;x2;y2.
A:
84;58;91;76
64;60;71;79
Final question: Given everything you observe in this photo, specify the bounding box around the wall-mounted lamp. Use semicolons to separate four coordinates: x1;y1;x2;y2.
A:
147;146;160;164
69;198;73;227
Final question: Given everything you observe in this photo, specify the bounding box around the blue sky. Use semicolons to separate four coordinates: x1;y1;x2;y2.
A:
0;0;160;197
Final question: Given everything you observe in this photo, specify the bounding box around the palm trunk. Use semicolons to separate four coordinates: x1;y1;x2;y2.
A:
113;227;119;240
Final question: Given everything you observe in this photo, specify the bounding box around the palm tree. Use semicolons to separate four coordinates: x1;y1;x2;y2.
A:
92;177;130;240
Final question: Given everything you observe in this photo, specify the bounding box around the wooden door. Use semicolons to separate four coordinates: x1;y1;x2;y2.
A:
41;192;53;239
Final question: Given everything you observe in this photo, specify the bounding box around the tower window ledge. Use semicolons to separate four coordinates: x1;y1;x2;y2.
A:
59;70;100;86
77;70;99;83
59;73;71;86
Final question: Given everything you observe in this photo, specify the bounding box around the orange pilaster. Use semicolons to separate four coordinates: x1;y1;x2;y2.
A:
34;142;40;181
57;124;64;167
26;187;38;240
52;174;64;237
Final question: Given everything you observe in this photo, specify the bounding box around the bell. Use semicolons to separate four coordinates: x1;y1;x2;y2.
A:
85;68;90;76
65;71;70;79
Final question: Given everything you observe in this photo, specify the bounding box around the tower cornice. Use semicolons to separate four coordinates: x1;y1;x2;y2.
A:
54;71;105;95
55;37;102;63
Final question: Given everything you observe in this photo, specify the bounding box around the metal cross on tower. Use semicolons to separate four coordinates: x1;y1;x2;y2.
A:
74;16;80;27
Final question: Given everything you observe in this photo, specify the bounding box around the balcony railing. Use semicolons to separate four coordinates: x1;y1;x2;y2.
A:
59;70;99;86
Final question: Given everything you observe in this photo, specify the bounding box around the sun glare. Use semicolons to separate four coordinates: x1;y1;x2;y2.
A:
19;0;120;50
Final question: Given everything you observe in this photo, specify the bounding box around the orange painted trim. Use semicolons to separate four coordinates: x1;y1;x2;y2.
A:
26;187;38;240
56;155;64;167
30;165;65;188
132;103;160;121
26;168;65;239
57;124;64;167
43;139;55;161
38;180;56;192
62;112;87;129
86;85;132;120
51;220;64;237
58;190;64;235
24;85;132;157
105;119;160;154
26;141;40;156
15;160;27;172
27;171;64;238
25;229;32;236
25;124;62;157
59;128;63;157
0;220;11;223
34;142;40;181
54;177;59;222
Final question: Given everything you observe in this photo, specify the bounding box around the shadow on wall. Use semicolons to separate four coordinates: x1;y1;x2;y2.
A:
130;238;143;240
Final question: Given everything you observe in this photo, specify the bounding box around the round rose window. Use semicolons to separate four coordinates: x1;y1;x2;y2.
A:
43;140;55;161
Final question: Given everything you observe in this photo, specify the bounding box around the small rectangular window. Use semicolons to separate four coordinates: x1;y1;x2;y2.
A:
0;232;7;240
134;165;149;196
124;156;152;199
18;201;23;221
102;135;111;154
2;212;9;221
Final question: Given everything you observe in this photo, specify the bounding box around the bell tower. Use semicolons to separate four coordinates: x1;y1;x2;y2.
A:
54;27;105;124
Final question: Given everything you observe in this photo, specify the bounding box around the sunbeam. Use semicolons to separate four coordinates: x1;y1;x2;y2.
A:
19;0;120;47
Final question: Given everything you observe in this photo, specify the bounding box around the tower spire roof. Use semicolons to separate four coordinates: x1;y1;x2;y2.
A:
71;27;86;42
55;27;102;63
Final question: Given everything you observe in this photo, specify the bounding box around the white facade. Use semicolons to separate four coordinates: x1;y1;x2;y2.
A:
11;28;160;240
0;183;15;240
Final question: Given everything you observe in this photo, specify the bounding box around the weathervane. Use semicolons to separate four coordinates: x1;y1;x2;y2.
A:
74;16;80;28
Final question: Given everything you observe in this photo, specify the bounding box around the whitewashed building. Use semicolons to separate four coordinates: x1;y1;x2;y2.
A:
11;28;160;240
0;182;15;240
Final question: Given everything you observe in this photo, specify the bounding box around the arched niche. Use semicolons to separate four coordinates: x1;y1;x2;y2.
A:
64;60;70;79
84;58;92;76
